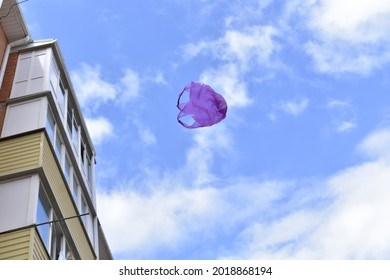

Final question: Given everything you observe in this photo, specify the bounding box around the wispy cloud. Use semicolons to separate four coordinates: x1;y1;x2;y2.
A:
280;98;309;116
84;116;113;145
71;63;119;111
71;63;165;111
182;25;279;70
200;64;251;108
132;119;157;146
294;0;390;74
335;120;357;133
98;127;390;259
326;99;357;133
118;68;140;104
358;127;390;160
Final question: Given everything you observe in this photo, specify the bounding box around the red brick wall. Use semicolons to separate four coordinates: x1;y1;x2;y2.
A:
0;52;19;133
0;24;8;73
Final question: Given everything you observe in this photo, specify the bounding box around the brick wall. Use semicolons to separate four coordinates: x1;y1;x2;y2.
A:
0;52;19;134
0;24;8;73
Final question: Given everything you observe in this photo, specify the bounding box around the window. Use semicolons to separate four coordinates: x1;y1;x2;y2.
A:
67;100;72;135
50;59;59;96
46;108;55;143
80;141;85;167
64;155;71;184
80;194;94;242
81;195;88;221
72;119;79;152
50;223;62;260
36;187;52;250
49;224;74;260
72;175;79;206
55;132;63;160
58;80;66;114
87;155;92;185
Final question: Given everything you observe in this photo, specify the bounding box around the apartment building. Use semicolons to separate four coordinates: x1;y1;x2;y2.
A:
0;0;112;259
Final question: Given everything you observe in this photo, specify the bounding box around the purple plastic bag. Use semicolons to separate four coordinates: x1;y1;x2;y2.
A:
177;81;228;128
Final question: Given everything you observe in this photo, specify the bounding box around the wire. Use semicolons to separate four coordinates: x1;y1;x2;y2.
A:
0;0;29;21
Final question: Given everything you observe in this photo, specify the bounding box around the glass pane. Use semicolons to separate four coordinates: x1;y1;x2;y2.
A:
80;141;85;167
46;109;55;143
72;175;78;206
72;120;79;151
37;188;51;249
81;196;87;224
67;101;72;135
58;80;65;114
87;157;92;185
55;133;62;160
64;156;71;184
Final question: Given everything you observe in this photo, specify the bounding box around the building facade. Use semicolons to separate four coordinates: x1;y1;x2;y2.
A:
0;0;112;260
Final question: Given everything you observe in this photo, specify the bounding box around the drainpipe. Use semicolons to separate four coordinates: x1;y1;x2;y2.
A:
0;35;32;89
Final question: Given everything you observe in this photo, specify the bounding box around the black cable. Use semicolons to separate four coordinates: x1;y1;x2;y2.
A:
0;0;29;21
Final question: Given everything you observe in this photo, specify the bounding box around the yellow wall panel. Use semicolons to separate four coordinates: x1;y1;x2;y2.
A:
0;133;41;176
0;227;31;260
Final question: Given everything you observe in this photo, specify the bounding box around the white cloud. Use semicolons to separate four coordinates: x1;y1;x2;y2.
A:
200;64;251;108
150;71;168;85
84;116;113;144
132;119;157;146
325;99;357;133
98;186;221;258
326;99;349;109
182;25;279;70
308;0;390;44
184;124;234;186
71;63;119;110
225;128;390;259
98;127;390;259
358;128;390;161
297;0;390;74
118;68;140;104
280;98;309;116
304;41;388;75
335;120;356;133
71;64;144;112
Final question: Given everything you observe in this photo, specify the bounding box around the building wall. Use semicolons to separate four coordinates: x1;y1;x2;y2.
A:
0;176;39;232
0;52;18;133
0;227;32;260
0;23;8;74
0;131;41;176
41;133;95;259
1;97;46;137
0;131;96;259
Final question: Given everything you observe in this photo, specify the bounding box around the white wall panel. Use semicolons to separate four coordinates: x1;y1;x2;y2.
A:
0;176;39;232
11;49;49;98
1;98;47;137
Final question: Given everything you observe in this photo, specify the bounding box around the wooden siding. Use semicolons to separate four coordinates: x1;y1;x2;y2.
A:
42;135;95;260
0;227;49;260
0;132;41;176
0;227;31;260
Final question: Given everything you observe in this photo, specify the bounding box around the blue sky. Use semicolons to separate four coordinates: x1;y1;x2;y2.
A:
22;0;390;259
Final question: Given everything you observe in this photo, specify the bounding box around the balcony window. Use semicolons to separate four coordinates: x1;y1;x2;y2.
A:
72;119;79;153
72;175;79;206
87;156;92;185
58;80;66;114
55;132;63;160
36;187;52;250
46;108;55;143
80;141;85;168
64;156;71;184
